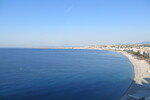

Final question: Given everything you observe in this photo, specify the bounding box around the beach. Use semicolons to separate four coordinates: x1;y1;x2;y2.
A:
119;51;150;100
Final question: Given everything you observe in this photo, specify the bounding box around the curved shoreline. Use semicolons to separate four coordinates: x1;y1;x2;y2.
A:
65;48;150;99
118;51;135;100
118;51;150;100
117;51;135;100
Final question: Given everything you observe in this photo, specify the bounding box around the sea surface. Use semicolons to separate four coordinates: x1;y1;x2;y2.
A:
0;49;133;100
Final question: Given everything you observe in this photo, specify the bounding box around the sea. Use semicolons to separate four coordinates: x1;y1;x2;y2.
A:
0;49;133;100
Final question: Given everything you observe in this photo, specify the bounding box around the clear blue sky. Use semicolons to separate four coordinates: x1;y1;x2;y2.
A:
0;0;150;48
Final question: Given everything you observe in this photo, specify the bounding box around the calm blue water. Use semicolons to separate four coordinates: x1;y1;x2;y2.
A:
0;49;133;100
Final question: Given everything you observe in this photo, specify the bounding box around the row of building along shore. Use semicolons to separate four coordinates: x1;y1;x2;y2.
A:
69;44;150;59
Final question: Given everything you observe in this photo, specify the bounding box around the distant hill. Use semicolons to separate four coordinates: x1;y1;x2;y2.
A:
117;41;150;45
140;41;150;44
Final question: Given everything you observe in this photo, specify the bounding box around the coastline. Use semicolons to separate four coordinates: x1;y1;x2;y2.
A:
64;48;150;99
118;51;150;100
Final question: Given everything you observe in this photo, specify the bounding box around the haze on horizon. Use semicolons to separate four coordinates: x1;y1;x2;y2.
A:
0;0;150;48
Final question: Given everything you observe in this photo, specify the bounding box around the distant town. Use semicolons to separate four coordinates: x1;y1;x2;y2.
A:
68;44;150;61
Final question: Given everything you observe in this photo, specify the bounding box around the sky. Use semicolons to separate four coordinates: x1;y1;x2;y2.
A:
0;0;150;48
